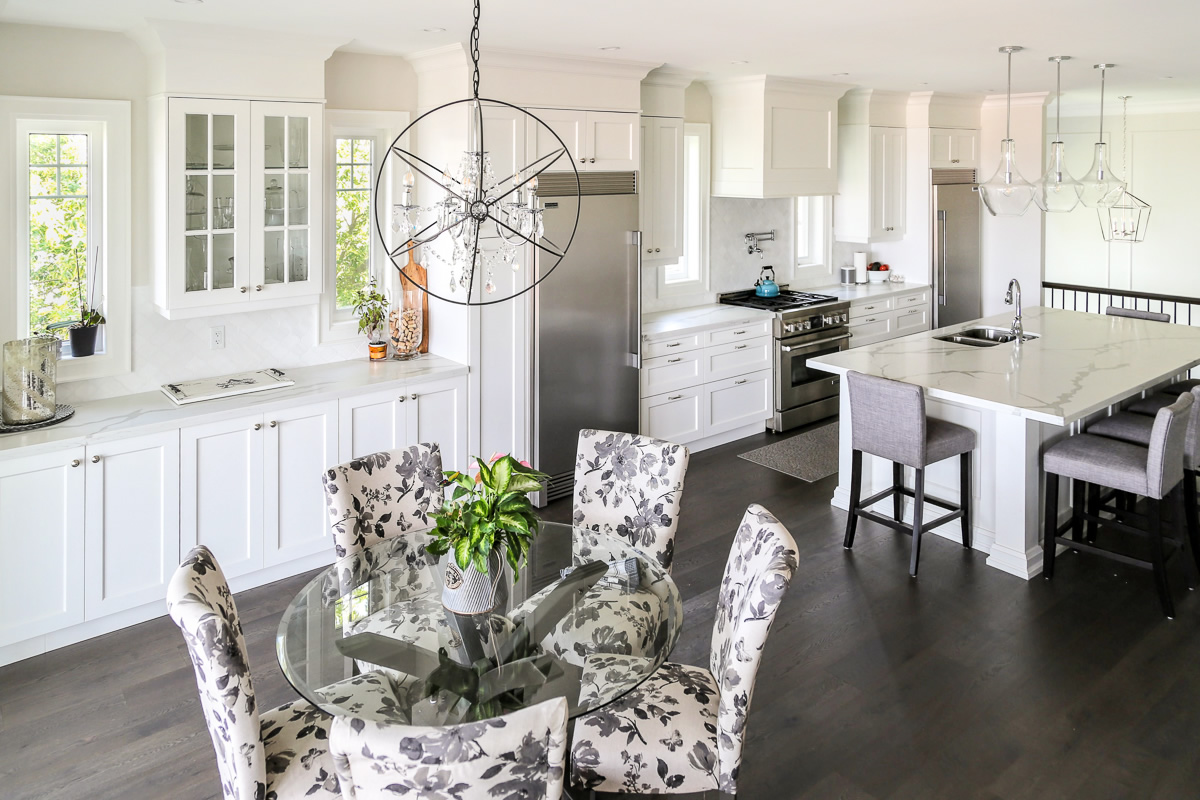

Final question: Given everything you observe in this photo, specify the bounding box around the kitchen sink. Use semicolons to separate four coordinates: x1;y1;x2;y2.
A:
934;326;1040;347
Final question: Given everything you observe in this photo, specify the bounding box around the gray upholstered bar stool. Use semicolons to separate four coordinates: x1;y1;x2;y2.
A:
843;370;976;577
1105;305;1171;322
1043;392;1196;618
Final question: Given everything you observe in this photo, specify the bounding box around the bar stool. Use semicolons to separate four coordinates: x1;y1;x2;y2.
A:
1105;305;1171;322
843;370;976;577
1043;392;1196;618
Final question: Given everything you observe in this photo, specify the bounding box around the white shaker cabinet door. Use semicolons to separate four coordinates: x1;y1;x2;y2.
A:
181;415;265;580
640;388;704;445
527;108;587;169
586;111;639;172
84;431;181;619
704;369;773;436
0;447;85;647
338;389;406;461
407;376;468;472
263;400;338;568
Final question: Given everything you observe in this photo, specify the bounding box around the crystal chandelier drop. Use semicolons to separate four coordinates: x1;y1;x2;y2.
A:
1033;56;1082;213
979;46;1036;217
1078;63;1127;208
375;0;579;306
1099;95;1151;243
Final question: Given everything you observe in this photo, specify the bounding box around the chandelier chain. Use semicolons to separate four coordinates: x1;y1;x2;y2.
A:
470;0;482;99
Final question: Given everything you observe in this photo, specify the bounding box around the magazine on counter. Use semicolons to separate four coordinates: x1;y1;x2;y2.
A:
160;368;294;405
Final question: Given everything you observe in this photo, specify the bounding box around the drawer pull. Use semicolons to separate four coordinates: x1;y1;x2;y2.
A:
666;342;681;348
734;344;747;350
667;357;682;363
667;394;683;401
733;330;747;335
865;317;877;323
735;379;748;385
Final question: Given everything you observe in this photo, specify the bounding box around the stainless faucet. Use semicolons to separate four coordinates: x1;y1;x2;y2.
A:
1005;279;1023;340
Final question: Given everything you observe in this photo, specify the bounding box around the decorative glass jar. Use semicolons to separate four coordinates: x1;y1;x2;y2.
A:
2;336;59;425
389;287;424;361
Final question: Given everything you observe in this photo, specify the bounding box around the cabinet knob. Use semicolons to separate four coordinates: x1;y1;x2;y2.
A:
71;459;81;468
255;285;263;292
269;420;277;428
240;286;248;294
410;393;418;400
579;158;586;163
398;396;406;403
91;455;101;463
654;248;660;253
646;248;653;254
253;423;262;430
589;158;596;163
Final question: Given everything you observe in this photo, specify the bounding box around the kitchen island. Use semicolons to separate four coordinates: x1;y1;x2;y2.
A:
809;307;1200;579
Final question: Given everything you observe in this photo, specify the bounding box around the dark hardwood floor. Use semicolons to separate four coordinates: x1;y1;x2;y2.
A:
4;426;1200;799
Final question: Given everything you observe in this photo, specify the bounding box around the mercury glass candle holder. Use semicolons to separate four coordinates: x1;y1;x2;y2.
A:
2;336;59;425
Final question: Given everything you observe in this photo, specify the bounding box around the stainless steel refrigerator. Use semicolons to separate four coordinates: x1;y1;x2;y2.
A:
533;172;641;502
931;169;982;327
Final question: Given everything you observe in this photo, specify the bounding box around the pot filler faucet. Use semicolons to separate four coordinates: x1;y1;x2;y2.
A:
1005;278;1023;340
745;230;775;258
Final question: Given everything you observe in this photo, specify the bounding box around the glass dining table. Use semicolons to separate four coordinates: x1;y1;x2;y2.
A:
276;521;683;726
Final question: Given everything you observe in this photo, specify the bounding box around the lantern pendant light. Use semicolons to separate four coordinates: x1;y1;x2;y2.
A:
1078;63;1127;208
1033;56;1082;213
979;46;1036;217
1099;95;1151;243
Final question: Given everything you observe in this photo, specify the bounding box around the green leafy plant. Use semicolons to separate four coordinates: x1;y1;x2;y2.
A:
427;454;549;579
351;278;389;341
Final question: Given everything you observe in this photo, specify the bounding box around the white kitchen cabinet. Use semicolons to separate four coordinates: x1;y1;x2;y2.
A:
263;400;338;568
84;431;180;619
406;377;468;472
339;388;407;461
705;369;773;437
895;305;930;334
640;350;706;397
640;386;704;445
704;337;772;383
930;128;979;169
835;126;905;243
639;116;684;261
155;96;323;319
0;448;85;648
181;415;265;580
847;288;931;348
527;109;638;172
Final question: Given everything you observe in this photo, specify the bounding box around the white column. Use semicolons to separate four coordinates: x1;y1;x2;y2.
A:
985;412;1045;579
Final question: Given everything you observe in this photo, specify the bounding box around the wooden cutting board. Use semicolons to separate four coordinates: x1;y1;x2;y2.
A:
400;241;429;353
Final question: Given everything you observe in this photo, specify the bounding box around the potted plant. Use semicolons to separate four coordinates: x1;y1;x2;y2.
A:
352;278;390;360
66;248;105;357
426;453;549;615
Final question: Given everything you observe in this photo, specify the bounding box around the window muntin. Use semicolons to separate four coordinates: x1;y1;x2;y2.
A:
334;137;374;310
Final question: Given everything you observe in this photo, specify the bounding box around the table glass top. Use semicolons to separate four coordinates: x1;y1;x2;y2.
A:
276;521;682;724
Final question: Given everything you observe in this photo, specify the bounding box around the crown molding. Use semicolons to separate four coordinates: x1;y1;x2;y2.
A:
705;74;852;98
981;91;1050;109
643;66;703;89
1054;97;1200;117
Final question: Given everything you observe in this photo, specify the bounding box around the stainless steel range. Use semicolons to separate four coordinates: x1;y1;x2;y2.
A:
719;288;850;432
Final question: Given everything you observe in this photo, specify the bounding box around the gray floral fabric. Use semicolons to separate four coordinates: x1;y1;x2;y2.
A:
570;504;798;795
169;545;400;799
322;444;444;558
573;430;689;573
330;696;569;800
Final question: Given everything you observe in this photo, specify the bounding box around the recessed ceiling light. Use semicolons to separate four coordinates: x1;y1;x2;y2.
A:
1162;75;1175;79
920;82;929;85
832;72;849;77
599;46;621;51
422;27;445;33
730;60;749;65
174;0;203;4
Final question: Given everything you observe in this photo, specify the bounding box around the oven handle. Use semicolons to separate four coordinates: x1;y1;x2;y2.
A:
780;332;852;353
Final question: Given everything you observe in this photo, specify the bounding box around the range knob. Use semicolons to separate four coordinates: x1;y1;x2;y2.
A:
803;320;812;330
785;323;797;334
841;312;848;322
822;316;831;326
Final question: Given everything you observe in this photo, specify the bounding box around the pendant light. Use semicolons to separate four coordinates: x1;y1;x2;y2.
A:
979;46;1036;217
1033;56;1082;213
1099;95;1151;242
1078;63;1126;208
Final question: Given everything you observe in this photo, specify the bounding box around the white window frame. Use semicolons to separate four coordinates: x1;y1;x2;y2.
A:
2;97;131;382
656;122;710;300
793;194;834;286
320;109;409;344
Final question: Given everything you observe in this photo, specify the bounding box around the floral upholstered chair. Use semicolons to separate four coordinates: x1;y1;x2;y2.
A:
322;443;444;559
168;545;404;800
330;697;569;800
569;504;798;796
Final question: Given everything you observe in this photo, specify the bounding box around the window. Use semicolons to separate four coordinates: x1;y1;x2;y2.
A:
334;137;374;310
658;122;710;296
794;195;833;281
3;96;131;381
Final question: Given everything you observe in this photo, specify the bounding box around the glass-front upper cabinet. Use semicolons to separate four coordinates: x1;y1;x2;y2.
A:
158;97;322;318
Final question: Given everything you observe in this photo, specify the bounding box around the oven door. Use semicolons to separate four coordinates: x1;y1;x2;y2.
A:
776;330;851;410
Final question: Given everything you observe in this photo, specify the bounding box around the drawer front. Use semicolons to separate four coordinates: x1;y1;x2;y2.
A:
848;314;893;347
641;351;705;396
849;297;893;319
640;387;703;444
704;369;773;436
704;337;773;383
895;306;929;333
896;289;930;308
707;319;772;346
643;332;703;359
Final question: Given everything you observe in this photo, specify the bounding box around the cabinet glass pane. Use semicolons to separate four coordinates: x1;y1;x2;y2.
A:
212;115;235;170
185;114;208;170
289;173;308;225
264;176;285;227
264;116;285;170
264;230;285;285
288;117;308;168
185;235;207;292
288;229;308;283
185;176;208;231
212;234;235;290
212;174;235;230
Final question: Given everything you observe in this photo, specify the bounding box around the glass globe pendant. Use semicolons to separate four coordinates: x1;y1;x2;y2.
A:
979;46;1036;217
1033;56;1082;213
1079;64;1126;208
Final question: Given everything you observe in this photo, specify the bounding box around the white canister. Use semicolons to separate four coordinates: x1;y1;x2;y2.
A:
853;252;868;284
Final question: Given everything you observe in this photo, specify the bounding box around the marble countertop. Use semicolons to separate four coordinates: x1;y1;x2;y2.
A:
642;304;776;340
808;307;1200;426
0;355;468;460
807;281;929;303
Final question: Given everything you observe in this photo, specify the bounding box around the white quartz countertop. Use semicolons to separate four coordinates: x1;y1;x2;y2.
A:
0;355;469;460
807;281;929;303
808;307;1200;426
641;304;776;340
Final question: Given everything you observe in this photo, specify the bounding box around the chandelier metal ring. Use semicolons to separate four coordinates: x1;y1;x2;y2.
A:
371;96;582;307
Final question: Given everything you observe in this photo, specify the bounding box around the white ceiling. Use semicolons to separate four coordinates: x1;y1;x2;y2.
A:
3;0;1199;108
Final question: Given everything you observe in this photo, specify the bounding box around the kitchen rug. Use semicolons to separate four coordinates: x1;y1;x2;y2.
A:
738;422;840;482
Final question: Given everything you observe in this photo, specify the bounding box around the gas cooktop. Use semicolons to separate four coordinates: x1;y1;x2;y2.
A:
718;289;840;312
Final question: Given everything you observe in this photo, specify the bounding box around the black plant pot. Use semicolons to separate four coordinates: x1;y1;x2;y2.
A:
68;326;99;357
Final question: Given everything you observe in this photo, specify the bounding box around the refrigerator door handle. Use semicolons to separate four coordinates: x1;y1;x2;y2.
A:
936;210;948;306
629;230;643;369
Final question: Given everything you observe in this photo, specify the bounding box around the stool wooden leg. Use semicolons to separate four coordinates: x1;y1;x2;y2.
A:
1071;480;1086;546
844;449;863;549
1185;470;1200;574
1044;471;1059;579
1173;484;1199;590
1086;483;1101;543
909;468;926;577
959;451;972;549
1148;498;1176;618
892;462;904;523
